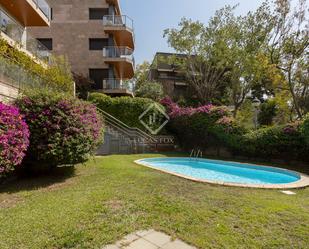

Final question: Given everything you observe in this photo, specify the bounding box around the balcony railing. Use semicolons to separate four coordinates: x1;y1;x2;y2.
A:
101;79;133;92
102;15;134;31
31;0;51;21
102;46;134;63
0;8;51;63
0;55;64;92
0;9;24;43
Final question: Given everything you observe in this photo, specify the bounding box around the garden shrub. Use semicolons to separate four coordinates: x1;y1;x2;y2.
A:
301;114;309;145
88;92;163;131
162;97;308;162
15;92;104;168
161;97;245;150
0;102;29;176
135;81;164;101
238;122;307;161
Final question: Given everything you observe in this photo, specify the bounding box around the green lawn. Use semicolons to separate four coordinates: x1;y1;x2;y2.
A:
0;154;308;249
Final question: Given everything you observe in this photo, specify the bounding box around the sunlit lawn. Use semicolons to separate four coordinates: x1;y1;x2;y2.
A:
0;154;308;249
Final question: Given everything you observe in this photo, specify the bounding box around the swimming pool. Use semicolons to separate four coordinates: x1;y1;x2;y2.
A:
135;158;309;189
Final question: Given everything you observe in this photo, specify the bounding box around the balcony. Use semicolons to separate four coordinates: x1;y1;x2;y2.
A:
103;46;135;79
99;78;133;97
0;8;51;63
0;0;50;26
103;15;134;50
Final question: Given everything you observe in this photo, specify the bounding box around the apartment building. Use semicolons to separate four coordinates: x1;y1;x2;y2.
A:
148;52;189;100
28;0;135;97
0;0;51;102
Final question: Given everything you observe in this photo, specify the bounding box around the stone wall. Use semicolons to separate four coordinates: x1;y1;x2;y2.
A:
0;81;19;103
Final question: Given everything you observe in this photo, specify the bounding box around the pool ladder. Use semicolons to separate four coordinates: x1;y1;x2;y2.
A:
190;149;203;160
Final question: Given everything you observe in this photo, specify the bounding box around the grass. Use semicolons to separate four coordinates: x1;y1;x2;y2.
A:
0;154;308;249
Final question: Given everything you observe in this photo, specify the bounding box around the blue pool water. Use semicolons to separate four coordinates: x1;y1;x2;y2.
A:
137;158;300;185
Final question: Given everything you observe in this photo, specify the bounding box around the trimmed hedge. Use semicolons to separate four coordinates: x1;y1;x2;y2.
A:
88;93;163;131
15;92;104;168
0;102;29;176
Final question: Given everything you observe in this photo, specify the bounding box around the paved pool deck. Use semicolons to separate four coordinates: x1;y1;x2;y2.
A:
102;230;196;249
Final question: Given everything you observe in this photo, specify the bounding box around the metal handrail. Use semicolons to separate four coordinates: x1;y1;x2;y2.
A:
103;15;134;31
96;107;155;141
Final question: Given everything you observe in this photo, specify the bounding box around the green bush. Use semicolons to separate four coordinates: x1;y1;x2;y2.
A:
135;81;164;101
301;114;309;145
163;98;308;162
258;100;278;126
236;122;307;160
15;91;104;168
168;112;245;150
88;93;163;130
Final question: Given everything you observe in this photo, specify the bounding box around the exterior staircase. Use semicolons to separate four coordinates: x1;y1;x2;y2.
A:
96;108;175;155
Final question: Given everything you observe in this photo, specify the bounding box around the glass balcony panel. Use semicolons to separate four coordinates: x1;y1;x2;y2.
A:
0;8;51;62
0;9;24;43
31;0;51;20
103;15;134;31
102;79;133;91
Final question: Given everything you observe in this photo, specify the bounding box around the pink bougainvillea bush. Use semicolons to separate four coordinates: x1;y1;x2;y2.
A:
161;97;309;162
0;102;29;175
15;92;104;168
160;97;243;150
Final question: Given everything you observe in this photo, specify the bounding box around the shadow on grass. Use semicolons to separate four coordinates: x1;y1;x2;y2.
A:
0;166;76;194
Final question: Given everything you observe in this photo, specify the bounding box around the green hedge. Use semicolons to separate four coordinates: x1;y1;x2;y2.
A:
88;93;163;131
167;108;309;162
236;123;307;161
168;111;245;150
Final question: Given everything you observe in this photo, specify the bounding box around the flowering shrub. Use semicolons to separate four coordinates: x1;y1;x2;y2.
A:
15;93;104;167
161;97;244;149
161;98;309;162
160;97;213;118
0;102;29;175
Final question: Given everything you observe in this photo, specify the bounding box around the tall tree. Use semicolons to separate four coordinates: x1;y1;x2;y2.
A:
164;15;232;104
267;0;309;119
133;61;151;90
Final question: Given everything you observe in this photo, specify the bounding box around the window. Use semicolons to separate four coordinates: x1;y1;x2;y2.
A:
37;38;53;50
89;38;109;50
89;69;109;90
89;8;109;20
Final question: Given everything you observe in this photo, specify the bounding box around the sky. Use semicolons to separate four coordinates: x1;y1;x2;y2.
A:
121;0;265;65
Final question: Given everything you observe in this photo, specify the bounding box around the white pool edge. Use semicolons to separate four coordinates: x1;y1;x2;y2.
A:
134;157;309;189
